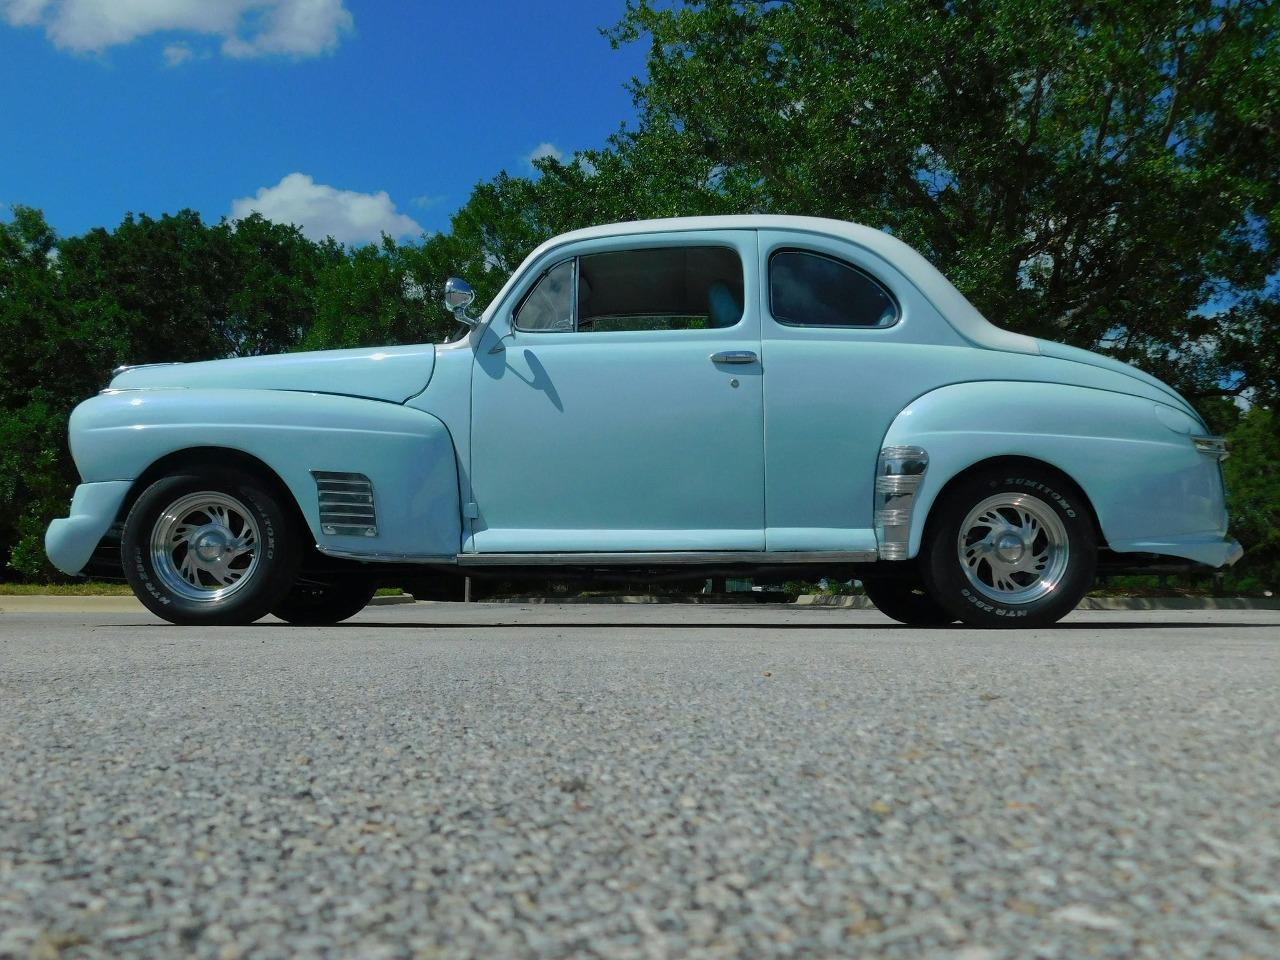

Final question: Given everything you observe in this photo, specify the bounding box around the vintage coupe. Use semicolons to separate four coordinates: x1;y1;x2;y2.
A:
45;216;1240;627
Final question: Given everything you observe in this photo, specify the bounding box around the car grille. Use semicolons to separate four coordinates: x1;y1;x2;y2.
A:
312;471;378;537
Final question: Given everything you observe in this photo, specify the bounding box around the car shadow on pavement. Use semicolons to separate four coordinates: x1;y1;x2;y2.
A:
252;619;1280;631
1049;620;1280;630
102;619;1280;631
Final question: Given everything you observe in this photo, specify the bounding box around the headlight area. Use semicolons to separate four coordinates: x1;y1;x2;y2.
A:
1191;435;1229;461
1152;403;1228;461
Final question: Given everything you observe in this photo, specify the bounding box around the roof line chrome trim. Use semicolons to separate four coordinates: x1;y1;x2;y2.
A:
112;362;183;377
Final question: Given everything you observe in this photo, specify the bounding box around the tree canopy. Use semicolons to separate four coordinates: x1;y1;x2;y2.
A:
1;0;1276;588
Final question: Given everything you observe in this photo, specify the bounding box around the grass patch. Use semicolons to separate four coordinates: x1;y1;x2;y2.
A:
0;582;134;596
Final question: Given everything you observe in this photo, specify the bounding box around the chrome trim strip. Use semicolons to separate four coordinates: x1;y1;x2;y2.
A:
875;444;928;561
457;551;877;566
874;474;924;495
314;547;877;565
1191;435;1229;461
880;445;927;460
316;545;456;563
99;386;189;395
112;362;183;377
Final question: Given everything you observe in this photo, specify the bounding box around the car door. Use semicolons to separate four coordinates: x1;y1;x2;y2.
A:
757;229;968;553
468;230;764;553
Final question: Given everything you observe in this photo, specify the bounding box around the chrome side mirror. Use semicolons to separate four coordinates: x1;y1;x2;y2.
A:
444;277;477;327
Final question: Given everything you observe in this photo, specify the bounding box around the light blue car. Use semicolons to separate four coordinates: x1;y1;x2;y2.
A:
45;216;1240;627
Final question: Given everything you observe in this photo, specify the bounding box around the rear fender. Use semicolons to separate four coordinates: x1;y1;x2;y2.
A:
881;382;1229;561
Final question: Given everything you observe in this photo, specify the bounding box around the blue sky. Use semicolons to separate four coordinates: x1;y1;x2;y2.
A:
0;1;646;244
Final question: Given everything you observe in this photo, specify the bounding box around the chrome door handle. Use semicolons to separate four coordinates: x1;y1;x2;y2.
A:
710;351;758;365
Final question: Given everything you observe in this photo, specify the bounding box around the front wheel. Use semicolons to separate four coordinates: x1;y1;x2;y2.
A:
920;466;1097;628
122;470;300;625
271;580;378;626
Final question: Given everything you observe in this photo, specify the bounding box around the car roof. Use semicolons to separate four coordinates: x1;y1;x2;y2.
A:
487;215;1039;356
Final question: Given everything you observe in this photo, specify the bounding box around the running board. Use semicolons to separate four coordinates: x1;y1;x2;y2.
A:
316;546;877;566
457;551;877;566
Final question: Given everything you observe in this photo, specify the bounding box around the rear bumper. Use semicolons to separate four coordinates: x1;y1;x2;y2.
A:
44;481;133;576
1107;534;1243;569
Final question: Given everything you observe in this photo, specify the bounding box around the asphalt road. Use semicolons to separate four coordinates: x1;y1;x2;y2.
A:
1;604;1277;960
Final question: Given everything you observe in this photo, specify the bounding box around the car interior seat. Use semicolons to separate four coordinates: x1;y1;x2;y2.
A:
707;280;743;328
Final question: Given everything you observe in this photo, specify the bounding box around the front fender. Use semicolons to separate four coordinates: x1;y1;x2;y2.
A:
882;382;1232;563
70;389;462;558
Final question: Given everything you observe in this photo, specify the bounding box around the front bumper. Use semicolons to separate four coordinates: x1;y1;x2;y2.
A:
44;481;133;576
1107;534;1244;569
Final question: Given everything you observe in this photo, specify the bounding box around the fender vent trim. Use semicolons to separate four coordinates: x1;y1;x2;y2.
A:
312;471;378;538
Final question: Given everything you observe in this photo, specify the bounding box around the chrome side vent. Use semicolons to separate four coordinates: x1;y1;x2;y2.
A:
312;471;378;538
874;445;928;560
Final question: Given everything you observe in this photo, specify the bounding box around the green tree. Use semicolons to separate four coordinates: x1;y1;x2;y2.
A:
0;401;73;580
604;0;1280;406
1221;406;1280;593
304;236;450;350
0;207;339;578
0;210;78;579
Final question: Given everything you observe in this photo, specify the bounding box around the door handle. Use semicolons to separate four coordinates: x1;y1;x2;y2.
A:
710;351;758;365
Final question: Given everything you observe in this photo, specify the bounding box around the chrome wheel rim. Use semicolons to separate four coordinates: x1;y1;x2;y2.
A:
150;492;260;603
957;493;1069;605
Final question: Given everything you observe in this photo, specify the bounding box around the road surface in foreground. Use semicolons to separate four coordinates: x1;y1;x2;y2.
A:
2;605;1277;959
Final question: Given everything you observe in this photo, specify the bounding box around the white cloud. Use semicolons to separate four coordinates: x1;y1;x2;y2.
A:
162;40;191;65
526;142;564;168
1;0;51;27
230;173;423;246
221;0;352;58
0;0;353;59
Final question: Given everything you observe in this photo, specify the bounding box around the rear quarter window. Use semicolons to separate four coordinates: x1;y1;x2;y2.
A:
769;249;898;328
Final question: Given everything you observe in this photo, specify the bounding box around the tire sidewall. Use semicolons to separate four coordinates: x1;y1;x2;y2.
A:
922;469;1097;628
122;470;298;625
861;573;956;626
271;580;377;626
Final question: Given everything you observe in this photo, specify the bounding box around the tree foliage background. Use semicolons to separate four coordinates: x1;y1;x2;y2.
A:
2;0;1276;590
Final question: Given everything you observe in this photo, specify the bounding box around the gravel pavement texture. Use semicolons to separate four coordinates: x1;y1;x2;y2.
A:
1;604;1278;959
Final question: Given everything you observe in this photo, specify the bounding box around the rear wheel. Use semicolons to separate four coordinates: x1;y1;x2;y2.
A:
921;465;1096;628
122;469;300;625
861;574;956;626
271;579;378;626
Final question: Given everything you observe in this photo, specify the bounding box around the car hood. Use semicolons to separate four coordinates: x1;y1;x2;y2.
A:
1033;339;1202;423
109;344;437;404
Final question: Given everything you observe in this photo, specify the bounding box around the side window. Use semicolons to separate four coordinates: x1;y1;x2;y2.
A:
577;246;743;332
514;259;575;331
769;249;898;328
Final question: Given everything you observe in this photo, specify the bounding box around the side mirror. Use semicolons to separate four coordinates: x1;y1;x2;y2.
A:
444;277;477;327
